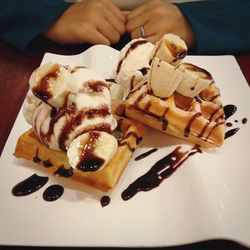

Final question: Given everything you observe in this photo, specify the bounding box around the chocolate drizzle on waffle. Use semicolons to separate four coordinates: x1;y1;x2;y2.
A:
125;82;225;147
184;112;202;137
116;117;143;153
118;131;142;153
54;166;74;177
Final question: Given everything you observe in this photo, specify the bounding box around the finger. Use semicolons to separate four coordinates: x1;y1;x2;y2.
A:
97;18;121;44
127;4;148;20
126;11;149;33
131;18;160;39
84;29;111;45
104;8;126;35
100;0;126;23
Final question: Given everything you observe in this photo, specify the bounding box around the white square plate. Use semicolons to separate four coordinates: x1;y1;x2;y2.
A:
0;45;249;247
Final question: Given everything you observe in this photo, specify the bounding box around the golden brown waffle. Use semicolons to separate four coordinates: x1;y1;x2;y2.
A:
125;81;225;148
14;115;147;192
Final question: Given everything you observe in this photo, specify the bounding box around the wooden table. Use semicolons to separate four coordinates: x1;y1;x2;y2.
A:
0;42;249;250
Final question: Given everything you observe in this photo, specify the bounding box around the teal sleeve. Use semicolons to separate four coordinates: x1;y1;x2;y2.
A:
0;0;72;54
176;0;250;55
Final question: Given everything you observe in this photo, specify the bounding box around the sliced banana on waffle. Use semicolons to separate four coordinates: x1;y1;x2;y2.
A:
67;131;118;172
148;34;214;99
150;33;187;66
148;57;183;98
176;63;214;97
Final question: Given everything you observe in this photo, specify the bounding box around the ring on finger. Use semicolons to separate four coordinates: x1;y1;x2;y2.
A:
139;26;146;38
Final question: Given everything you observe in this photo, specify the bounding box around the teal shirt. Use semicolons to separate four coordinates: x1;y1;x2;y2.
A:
0;0;249;55
0;0;71;54
176;0;250;55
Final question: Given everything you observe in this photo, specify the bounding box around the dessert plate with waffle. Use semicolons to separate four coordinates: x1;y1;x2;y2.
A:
0;34;250;247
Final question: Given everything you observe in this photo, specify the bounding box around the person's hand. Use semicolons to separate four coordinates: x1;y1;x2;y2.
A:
43;0;126;46
126;0;195;48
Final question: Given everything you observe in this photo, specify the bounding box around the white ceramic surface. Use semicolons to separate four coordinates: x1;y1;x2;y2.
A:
0;45;249;247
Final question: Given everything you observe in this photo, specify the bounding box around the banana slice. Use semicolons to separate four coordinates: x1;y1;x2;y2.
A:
176;62;214;97
67;131;118;172
150;33;187;66
148;57;183;98
29;62;78;108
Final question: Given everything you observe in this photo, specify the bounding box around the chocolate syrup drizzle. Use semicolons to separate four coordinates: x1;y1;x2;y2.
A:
121;145;202;201
118;131;142;153
135;148;158;161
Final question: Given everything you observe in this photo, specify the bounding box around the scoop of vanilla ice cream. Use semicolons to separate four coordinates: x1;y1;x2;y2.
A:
116;38;154;99
150;33;187;66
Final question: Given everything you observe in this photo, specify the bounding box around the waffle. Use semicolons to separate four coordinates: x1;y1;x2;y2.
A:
14;115;147;192
124;81;225;148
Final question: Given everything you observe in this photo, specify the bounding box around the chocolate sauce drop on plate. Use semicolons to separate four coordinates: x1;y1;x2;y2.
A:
43;184;64;201
121;145;202;201
242;118;248;124
12;174;49;196
100;196;110;207
223;104;237;120
226;122;233;127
